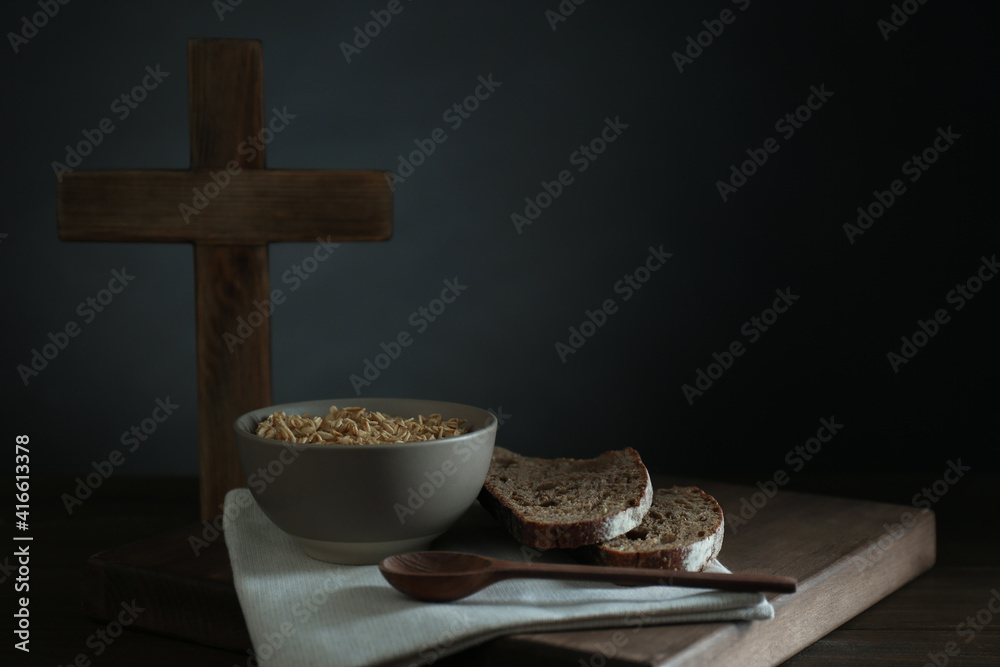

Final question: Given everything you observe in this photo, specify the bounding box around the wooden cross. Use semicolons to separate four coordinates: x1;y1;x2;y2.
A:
57;39;392;520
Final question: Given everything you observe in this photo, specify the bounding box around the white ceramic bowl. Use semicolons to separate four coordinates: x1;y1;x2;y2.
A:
233;398;497;564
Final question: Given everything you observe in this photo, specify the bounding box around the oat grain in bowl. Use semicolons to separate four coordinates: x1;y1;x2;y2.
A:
255;405;468;444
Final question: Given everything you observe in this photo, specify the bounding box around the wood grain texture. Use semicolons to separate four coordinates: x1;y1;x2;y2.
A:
187;40;270;522
81;524;251;652
80;478;937;665
784;567;1000;665
485;479;936;667
194;244;271;517
57;170;393;244
188;38;266;170
379;551;796;602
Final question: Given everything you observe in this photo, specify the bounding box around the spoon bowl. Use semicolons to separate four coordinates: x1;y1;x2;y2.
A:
379;552;498;602
379;551;797;602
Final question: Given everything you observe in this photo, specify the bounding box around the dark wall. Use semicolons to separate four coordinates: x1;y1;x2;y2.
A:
3;1;995;484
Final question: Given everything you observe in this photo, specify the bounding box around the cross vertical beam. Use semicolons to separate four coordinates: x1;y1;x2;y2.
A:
188;40;271;520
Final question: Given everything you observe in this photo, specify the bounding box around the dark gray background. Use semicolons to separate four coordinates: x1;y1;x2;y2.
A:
2;0;996;484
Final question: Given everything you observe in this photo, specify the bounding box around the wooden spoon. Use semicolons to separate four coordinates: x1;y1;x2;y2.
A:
378;551;797;602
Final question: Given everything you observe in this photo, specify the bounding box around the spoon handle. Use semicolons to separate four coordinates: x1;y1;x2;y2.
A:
494;561;796;594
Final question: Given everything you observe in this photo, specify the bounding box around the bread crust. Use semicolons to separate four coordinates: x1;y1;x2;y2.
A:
576;486;724;571
477;447;654;549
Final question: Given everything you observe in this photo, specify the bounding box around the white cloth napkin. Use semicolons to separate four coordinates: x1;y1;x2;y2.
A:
224;488;773;667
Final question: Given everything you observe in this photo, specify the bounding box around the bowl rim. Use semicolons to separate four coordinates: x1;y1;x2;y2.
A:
233;397;498;451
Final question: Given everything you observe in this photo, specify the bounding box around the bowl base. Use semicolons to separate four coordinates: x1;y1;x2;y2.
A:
294;533;445;565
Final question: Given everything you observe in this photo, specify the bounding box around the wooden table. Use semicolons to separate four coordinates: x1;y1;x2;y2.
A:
20;474;999;665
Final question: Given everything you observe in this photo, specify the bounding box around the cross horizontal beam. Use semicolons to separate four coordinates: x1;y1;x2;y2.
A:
59;169;392;244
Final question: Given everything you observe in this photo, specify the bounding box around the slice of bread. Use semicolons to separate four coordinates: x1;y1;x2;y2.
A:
477;446;653;549
576;486;724;571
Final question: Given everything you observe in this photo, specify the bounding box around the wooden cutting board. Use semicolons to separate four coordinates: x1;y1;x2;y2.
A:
81;478;935;666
